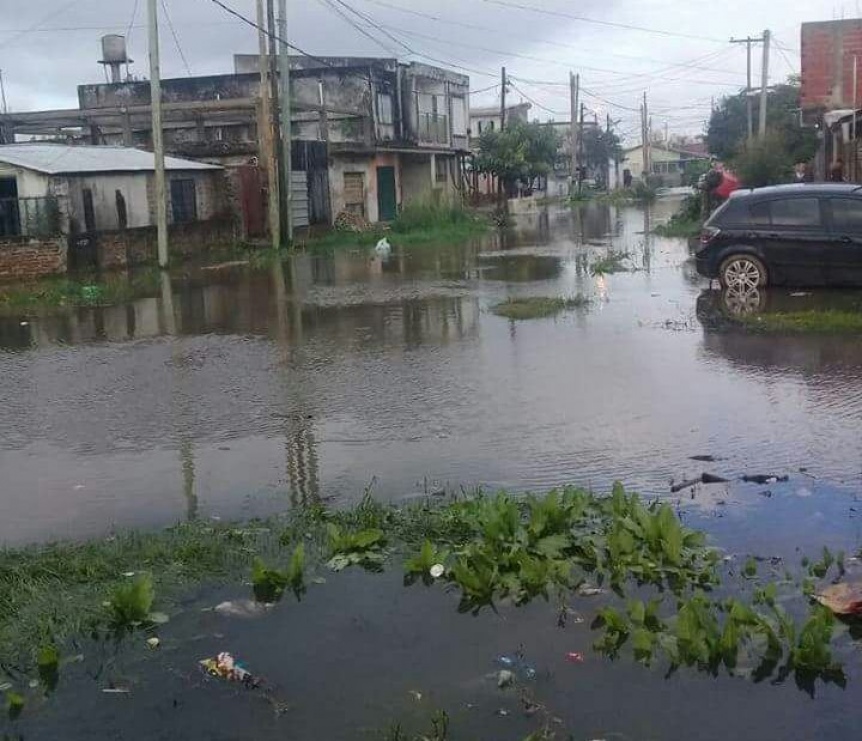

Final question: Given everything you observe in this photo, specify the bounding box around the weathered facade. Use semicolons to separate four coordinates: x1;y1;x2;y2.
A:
1;55;471;228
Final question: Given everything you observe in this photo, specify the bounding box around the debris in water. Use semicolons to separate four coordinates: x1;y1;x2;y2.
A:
814;583;862;616
671;472;729;493
565;652;585;663
200;652;260;688
690;455;719;462
430;564;445;579
496;653;536;680
743;474;789;485
102;688;131;694
409;690;423;702
495;709;510;717
497;670;515;688
19;321;29;327
790;292;811;297
578;584;604;597
213;599;271;619
759;490;773;498
146;637;160;650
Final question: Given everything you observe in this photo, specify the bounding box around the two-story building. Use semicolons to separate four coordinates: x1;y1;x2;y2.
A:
0;52;471;229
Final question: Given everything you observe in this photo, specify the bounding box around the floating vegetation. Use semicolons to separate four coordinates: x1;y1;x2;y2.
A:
491;295;590;320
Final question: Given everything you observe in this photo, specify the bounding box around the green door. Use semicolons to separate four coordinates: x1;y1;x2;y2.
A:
376;166;397;222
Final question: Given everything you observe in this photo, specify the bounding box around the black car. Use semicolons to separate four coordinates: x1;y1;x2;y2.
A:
695;183;862;288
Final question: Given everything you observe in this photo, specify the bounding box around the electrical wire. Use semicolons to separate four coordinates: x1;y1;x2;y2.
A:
473;0;727;43
507;81;568;117
125;0;141;48
315;0;401;56
356;0;739;76
0;0;86;50
161;0;193;76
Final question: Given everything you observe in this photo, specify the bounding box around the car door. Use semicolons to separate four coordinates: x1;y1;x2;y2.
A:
824;196;862;286
756;197;827;286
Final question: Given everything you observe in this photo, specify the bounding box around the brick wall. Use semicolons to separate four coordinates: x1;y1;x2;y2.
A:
0;237;67;281
802;20;862;112
96;218;239;269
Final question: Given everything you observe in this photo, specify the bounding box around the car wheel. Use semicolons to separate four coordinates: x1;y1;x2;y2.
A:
719;254;768;290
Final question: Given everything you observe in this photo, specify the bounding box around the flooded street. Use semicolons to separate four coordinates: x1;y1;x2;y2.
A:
2;200;862;547
4;201;862;740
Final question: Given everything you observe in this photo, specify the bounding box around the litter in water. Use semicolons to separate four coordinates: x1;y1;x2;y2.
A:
578;584;604;597
497;670;515;688
102;688;130;694
565;652;585;663
213;599;272;619
496;653;536;681
146;637;160;650
814;582;862;616
200;652;260;688
742;474;789;485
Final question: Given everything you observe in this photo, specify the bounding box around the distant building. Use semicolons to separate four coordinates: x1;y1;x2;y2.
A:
468;102;531;143
621;142;710;187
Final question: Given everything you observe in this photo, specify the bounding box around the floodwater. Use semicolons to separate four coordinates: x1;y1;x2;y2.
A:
4;200;862;740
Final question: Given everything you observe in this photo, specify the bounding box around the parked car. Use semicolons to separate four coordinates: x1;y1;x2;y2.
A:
695;183;862;288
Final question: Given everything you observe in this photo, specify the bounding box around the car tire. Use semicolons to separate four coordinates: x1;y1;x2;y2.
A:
718;254;768;290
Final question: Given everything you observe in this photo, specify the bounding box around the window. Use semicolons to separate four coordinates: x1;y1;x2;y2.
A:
376;93;394;126
830;198;862;234
451;96;467;136
749;201;771;226
435;157;449;184
170;179;198;224
770;198;821;228
343;172;365;216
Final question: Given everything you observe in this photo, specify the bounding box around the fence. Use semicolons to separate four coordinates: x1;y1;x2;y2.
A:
0;196;63;239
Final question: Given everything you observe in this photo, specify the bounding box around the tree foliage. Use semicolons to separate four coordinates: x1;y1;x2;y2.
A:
582;126;623;171
730;132;796;188
707;81;817;164
475;122;561;189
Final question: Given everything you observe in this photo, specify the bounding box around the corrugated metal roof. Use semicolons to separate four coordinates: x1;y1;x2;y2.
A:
0;144;221;175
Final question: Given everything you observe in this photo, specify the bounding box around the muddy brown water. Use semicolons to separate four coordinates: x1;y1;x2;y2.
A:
3;200;862;739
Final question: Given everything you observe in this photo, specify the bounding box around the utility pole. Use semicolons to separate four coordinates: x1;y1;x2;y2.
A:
641;91;650;180
759;29;770;138
257;0;280;249
570;72;579;194
266;0;286;243
498;66;507;212
730;36;757;140
0;69;7;114
147;0;168;268
854;56;859;182
578;101;585;195
278;0;293;242
606;112;612;190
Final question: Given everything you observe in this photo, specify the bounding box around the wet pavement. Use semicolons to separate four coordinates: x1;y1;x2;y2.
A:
3;199;862;739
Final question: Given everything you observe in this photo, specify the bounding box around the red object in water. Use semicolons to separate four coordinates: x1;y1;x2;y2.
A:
714;171;741;200
565;652;585;663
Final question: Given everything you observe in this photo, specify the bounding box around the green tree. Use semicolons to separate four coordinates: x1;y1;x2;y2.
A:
582;126;623;172
475;122;560;193
730;131;796;188
707;79;817;164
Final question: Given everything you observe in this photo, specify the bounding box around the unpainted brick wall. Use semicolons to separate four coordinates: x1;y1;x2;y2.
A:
0;238;67;281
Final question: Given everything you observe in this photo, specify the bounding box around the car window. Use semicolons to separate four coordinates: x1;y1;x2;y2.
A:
711;199;747;225
830;198;862;234
770;198;822;228
749;201;771;226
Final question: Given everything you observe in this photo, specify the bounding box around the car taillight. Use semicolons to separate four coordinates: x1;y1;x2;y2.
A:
700;226;721;246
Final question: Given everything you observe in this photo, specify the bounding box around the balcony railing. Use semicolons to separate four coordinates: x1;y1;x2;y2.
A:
418;113;449;145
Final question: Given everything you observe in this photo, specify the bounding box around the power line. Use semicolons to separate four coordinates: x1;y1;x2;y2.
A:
508;81;567;117
474;0;727;43
315;0;401;56
161;0;193;76
356;0;739;76
0;0;85;49
125;0;140;46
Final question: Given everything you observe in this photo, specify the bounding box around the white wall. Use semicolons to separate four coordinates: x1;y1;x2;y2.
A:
0;165;50;198
70;173;151;231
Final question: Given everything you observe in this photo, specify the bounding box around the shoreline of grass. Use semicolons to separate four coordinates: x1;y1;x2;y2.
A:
738;309;862;334
491;295;589;320
1;484;855;721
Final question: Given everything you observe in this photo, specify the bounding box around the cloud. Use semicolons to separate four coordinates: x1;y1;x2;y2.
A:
0;0;849;141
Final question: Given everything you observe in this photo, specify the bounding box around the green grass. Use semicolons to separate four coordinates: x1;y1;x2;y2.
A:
490;295;590;320
0;484;851;713
299;202;490;253
0;270;162;312
653;216;703;239
739;309;862;334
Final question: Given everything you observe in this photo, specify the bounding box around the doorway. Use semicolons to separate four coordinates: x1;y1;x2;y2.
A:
376;166;397;222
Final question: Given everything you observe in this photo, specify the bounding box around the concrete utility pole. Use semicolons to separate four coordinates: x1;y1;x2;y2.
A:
759;29;771;138
147;0;169;268
570;72;579;194
641;91;650;179
257;0;280;249
731;36;757;140
0;69;7;114
578;101;585;195
278;0;293;242
498;66;507;212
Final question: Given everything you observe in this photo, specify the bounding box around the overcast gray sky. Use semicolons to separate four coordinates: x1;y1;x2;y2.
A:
0;0;859;144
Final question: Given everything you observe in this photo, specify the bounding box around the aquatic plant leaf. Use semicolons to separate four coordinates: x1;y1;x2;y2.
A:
37;644;60;693
814;583;862;616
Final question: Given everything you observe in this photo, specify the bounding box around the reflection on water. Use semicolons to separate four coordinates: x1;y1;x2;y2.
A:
3;200;862;547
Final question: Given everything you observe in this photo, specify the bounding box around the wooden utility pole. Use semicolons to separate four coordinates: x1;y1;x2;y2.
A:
257;0;280;249
147;0;168;268
498;66;507;211
266;0;286;243
278;0;293;242
641;91;650;180
0;69;7;114
854;56;859;181
570;72;579;194
759;29;770;138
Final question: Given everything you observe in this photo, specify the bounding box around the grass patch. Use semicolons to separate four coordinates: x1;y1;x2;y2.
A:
0;484;852;716
739;309;862;334
299;201;490;253
591;250;630;275
490;295;589;320
0;270;162;312
654;216;702;239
